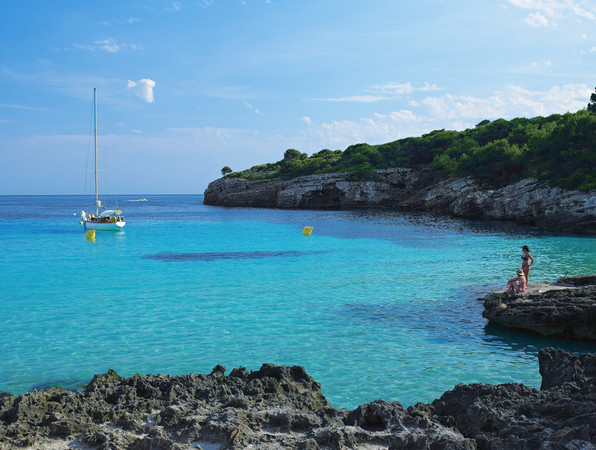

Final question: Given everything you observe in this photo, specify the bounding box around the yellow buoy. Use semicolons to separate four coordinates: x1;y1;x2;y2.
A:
302;226;313;236
86;230;95;240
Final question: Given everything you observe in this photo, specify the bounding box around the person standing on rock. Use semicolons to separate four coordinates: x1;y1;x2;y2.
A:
521;246;534;284
507;269;526;293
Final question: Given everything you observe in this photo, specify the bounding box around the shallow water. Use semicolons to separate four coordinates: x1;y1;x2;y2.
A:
0;194;594;409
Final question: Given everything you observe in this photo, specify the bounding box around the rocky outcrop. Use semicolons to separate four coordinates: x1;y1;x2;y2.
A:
427;347;596;449
482;276;596;340
1;349;595;448
203;169;596;233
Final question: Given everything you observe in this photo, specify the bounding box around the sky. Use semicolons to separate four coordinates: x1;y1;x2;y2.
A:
0;0;595;195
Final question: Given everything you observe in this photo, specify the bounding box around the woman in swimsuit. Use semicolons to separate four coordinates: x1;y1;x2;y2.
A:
507;269;526;293
521;245;534;284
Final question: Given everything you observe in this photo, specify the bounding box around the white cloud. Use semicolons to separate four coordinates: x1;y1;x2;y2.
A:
506;0;596;26
301;109;427;148
127;79;156;103
166;1;182;12
369;82;439;96
73;39;143;53
525;11;549;26
312;82;440;103
102;17;141;26
96;39;120;53
423;84;588;121
243;101;264;115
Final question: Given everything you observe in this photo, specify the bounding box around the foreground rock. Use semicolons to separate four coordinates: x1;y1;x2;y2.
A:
203;169;596;234
427;348;596;449
482;275;596;341
1;349;596;449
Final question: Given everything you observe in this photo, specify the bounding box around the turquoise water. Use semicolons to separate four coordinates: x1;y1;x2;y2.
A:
0;194;595;409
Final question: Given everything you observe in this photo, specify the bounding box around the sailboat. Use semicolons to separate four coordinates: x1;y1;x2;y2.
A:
80;88;125;231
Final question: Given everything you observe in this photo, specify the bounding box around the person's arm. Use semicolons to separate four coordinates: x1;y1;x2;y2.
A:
528;254;534;266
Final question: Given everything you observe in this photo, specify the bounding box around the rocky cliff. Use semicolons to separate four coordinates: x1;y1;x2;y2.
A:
203;169;596;233
1;349;595;449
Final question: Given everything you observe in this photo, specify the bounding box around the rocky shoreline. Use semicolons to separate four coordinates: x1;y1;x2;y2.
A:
1;348;596;449
203;169;596;234
482;275;596;341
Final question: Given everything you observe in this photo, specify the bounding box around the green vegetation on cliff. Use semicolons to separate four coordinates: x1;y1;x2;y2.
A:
230;109;596;191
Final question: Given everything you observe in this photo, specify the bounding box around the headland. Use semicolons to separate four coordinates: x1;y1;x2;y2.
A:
204;169;596;234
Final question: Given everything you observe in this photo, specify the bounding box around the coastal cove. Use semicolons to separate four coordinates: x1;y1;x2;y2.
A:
1;194;595;413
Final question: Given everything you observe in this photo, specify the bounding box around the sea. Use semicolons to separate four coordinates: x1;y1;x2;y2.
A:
0;194;595;410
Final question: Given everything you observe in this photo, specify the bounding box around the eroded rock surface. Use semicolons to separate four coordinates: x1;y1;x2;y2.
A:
0;363;472;449
1;350;596;449
482;276;596;340
427;348;596;449
204;170;596;233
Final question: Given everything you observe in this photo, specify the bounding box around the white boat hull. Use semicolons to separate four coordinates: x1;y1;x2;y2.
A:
84;220;125;231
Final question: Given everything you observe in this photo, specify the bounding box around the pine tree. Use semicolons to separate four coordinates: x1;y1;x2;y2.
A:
588;86;596;113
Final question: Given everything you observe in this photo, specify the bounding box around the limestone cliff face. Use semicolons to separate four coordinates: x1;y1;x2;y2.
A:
203;168;596;233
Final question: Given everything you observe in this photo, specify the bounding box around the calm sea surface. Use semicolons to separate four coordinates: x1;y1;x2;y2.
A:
0;194;595;409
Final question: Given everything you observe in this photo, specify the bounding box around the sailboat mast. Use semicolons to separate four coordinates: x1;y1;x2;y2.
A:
94;88;99;216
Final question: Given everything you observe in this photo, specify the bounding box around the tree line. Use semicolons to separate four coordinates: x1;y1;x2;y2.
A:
224;108;596;192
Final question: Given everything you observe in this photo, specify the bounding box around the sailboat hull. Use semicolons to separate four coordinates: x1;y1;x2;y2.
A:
84;220;125;231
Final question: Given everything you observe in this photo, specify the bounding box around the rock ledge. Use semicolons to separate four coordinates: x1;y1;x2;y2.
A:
482;275;596;340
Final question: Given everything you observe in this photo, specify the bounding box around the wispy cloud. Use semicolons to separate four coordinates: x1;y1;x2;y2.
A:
525;11;549;26
127;79;156;103
73;39;144;53
312;82;440;103
166;1;182;12
507;0;596;27
0;103;54;112
243;101;264;115
102;17;141;26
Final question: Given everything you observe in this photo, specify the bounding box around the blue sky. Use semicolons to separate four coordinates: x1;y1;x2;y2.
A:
1;0;594;194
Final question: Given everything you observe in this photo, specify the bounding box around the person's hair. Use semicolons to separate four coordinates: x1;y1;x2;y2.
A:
522;246;529;251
